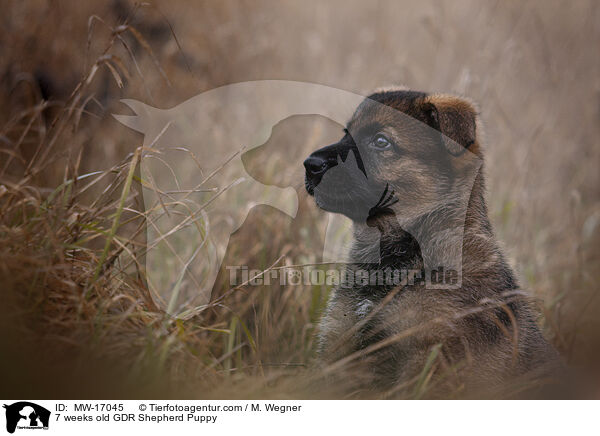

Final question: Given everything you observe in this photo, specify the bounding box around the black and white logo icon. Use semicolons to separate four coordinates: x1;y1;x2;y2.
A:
3;402;50;434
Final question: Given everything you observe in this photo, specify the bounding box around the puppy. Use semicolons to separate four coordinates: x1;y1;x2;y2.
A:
304;88;563;398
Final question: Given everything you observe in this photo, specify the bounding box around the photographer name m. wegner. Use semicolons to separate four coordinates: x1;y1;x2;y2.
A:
226;265;459;288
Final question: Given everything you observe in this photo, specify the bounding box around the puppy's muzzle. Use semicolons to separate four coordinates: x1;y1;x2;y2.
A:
304;154;336;194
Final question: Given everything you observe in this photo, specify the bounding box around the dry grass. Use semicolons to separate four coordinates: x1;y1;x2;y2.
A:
0;0;598;398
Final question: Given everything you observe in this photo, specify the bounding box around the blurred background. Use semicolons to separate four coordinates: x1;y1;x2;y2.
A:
0;0;598;398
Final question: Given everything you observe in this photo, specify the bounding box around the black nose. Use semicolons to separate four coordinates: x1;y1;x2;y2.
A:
304;156;329;176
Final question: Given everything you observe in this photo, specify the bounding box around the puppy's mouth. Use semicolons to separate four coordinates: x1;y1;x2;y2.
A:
304;174;336;211
305;170;393;223
304;172;338;205
304;174;316;197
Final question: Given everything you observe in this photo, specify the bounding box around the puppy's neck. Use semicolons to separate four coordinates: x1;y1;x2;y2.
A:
349;171;516;293
350;216;423;271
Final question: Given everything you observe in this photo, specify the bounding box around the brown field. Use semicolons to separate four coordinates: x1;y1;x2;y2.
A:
0;0;598;398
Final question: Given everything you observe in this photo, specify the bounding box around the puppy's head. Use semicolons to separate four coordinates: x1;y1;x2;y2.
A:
303;88;482;224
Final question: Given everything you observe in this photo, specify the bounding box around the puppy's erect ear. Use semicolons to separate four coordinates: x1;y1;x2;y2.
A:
422;94;478;157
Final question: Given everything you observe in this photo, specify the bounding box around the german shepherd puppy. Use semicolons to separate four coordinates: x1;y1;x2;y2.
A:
303;87;563;398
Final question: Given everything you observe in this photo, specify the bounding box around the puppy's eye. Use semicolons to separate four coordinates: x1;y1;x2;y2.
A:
371;134;392;150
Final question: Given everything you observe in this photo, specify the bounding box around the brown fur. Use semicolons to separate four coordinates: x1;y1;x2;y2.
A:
304;88;564;398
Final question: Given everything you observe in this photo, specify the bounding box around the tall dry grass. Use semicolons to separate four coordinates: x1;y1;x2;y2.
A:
0;0;598;398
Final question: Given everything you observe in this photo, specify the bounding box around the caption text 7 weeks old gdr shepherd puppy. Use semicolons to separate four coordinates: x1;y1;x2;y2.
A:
303;87;563;398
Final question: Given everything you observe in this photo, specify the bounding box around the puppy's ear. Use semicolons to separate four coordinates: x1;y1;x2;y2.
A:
422;95;478;156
